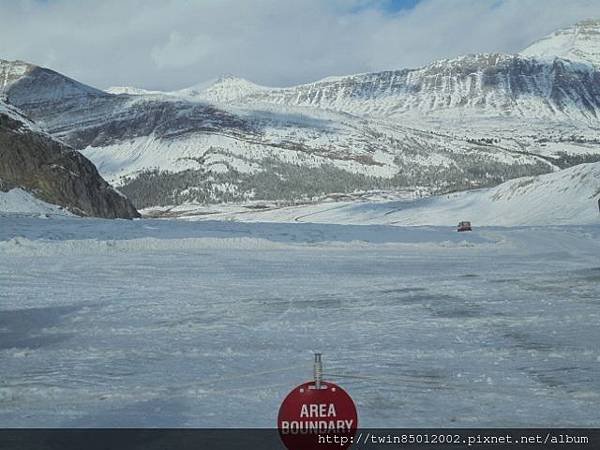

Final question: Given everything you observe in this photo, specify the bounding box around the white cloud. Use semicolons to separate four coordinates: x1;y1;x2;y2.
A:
0;0;599;90
151;32;216;69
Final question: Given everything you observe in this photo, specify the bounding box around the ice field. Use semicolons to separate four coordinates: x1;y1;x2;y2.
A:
1;215;599;427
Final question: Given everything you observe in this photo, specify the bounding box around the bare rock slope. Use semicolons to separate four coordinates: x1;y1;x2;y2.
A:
0;101;139;218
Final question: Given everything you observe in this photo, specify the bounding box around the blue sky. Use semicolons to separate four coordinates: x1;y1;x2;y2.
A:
32;0;423;12
1;0;600;90
346;0;422;14
385;0;422;12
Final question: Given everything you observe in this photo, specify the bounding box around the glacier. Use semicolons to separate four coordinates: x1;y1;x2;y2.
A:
1;216;599;427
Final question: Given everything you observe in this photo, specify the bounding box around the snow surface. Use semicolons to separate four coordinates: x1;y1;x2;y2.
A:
1;216;599;427
0;188;70;216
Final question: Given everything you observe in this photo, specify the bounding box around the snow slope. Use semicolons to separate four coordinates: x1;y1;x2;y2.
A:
79;104;551;195
522;19;600;67
381;162;600;226
175;162;600;227
0;188;69;215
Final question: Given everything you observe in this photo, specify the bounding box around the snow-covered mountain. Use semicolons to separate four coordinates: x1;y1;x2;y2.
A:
111;54;600;125
522;19;600;68
2;19;600;210
0;59;105;108
174;75;267;103
0;59;558;208
203;54;600;124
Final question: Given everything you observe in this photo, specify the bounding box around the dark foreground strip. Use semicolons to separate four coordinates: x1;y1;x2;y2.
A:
0;428;598;450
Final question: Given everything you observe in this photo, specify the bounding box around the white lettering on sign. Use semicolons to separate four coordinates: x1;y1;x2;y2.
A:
300;403;337;418
280;419;354;434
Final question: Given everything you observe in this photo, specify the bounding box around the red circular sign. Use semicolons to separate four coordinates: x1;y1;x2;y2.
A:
278;381;358;450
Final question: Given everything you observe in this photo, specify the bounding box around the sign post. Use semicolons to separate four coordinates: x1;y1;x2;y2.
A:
278;354;358;450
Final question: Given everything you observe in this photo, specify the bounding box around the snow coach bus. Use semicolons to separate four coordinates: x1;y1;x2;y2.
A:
457;221;472;232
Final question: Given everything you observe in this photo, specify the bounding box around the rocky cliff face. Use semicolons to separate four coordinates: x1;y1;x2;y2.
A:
0;101;139;218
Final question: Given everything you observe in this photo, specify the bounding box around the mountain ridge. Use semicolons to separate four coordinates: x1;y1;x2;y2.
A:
1;19;600;210
94;52;600;125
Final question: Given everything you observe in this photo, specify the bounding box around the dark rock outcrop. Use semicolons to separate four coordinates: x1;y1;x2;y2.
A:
0;104;139;218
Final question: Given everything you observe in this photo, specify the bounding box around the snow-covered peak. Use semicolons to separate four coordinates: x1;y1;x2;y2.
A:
175;75;267;103
521;19;600;67
0;58;105;107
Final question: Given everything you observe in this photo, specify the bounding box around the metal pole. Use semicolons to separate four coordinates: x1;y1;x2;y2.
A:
314;353;323;389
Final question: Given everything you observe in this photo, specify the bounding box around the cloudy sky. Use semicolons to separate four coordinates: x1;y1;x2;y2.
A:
1;0;599;90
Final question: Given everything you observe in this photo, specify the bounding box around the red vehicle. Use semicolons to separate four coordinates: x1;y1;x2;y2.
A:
457;221;472;232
